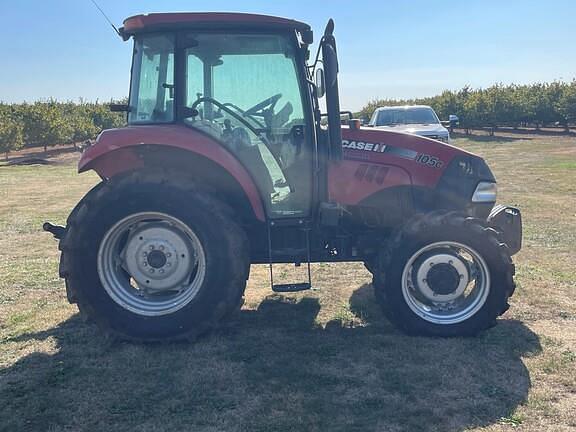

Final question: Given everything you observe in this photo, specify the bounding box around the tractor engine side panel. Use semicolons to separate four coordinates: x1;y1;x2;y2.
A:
328;128;470;225
328;161;412;206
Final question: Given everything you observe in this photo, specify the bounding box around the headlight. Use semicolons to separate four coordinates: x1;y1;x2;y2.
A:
472;182;497;202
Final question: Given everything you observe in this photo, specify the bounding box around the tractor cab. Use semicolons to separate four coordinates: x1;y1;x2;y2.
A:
121;13;341;220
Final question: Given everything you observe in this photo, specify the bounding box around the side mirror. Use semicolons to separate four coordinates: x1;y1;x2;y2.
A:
315;68;326;98
109;104;131;113
449;114;459;127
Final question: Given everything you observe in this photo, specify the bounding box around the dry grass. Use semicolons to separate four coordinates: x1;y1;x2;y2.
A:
0;132;574;432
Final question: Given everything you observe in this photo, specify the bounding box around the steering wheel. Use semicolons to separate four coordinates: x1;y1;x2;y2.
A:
244;93;283;118
190;97;257;132
222;103;266;129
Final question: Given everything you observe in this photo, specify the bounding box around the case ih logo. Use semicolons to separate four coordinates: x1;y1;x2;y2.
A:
343;140;445;168
342;140;386;152
343;140;418;161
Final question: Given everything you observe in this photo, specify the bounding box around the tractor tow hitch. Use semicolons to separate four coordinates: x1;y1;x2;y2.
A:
43;222;66;240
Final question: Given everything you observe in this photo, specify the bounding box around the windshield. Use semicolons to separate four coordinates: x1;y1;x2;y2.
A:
374;107;439;126
128;34;175;124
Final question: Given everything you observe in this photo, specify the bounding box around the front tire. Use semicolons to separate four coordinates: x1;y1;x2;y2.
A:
59;170;250;341
373;211;515;337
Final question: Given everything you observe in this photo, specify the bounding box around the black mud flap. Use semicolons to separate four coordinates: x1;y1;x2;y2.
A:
488;205;522;255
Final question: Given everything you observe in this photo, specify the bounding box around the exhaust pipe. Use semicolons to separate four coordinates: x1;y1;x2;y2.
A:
43;222;66;240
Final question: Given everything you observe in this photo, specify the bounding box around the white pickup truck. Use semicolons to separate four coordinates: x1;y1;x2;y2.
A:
369;105;451;143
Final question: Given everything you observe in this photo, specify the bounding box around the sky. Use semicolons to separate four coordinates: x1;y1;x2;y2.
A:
1;0;575;111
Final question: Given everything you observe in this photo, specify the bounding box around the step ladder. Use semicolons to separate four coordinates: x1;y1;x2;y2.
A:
267;219;312;293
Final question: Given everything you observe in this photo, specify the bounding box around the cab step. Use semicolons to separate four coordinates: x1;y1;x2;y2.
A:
267;219;313;293
272;283;311;293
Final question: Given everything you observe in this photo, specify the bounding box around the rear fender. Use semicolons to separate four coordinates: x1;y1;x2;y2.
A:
79;125;266;222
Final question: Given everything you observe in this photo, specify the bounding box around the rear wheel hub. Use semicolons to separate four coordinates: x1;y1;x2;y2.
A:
427;263;461;295
98;212;206;317
147;250;167;269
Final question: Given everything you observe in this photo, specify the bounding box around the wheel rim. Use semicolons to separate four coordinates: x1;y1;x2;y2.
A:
401;241;490;325
97;212;206;317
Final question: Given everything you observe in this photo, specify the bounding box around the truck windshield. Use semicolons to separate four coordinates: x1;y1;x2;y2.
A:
374;107;439;126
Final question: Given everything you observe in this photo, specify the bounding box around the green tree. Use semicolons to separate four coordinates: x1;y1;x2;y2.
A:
90;102;126;132
463;90;489;131
23;102;73;152
432;90;461;122
63;102;99;145
556;80;576;131
0;108;25;160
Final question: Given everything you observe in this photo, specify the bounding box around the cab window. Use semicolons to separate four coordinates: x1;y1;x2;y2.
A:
183;33;311;218
128;34;175;124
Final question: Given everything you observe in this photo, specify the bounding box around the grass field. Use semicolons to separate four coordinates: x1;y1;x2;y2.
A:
0;132;574;432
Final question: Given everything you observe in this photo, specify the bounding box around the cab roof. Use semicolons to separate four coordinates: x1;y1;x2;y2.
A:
121;12;312;39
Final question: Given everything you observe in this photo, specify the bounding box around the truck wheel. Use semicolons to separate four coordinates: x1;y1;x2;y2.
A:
59;170;250;341
373;211;515;337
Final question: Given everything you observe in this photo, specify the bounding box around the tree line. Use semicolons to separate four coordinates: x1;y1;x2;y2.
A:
0;100;126;159
359;80;576;134
1;80;575;159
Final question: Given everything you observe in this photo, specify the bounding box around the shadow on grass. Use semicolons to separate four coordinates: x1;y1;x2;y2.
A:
451;132;533;143
1;284;540;432
5;144;79;164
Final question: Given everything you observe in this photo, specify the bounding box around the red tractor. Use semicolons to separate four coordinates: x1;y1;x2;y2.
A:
44;13;522;341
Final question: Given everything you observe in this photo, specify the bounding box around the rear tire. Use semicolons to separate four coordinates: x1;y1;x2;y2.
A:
59;170;250;341
373;211;515;337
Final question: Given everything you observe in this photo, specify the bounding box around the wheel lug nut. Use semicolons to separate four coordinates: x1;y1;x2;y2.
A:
166;253;172;257
149;269;155;273
143;252;148;257
143;262;148;267
159;246;165;251
449;260;453;265
430;263;434;267
166;263;172;267
149;245;154;250
159;269;165;274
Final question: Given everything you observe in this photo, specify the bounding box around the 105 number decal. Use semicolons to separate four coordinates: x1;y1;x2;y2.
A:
416;153;444;169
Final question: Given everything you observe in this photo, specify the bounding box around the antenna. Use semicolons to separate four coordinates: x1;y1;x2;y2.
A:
89;0;121;37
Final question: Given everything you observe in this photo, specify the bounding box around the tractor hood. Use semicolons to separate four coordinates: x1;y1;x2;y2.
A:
340;126;482;188
343;126;475;162
331;126;496;214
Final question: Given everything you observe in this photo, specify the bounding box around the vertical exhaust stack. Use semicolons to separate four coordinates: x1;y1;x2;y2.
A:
321;19;343;160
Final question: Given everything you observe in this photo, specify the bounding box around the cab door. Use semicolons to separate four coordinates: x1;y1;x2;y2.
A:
180;32;314;219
